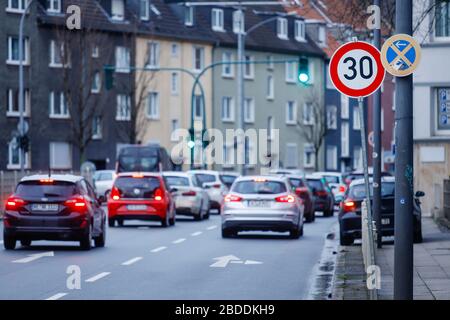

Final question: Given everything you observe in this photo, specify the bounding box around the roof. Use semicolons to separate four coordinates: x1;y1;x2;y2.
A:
350;176;395;187
162;171;190;177
235;175;288;183
116;172;162;177
20;174;83;183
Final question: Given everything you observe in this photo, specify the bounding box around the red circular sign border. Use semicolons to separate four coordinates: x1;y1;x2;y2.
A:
329;41;386;98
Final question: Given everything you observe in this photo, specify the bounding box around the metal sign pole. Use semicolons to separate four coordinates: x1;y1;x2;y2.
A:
394;0;414;300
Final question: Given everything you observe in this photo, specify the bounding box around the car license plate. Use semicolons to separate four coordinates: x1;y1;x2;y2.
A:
31;204;59;212
127;205;147;211
382;218;390;225
248;201;270;208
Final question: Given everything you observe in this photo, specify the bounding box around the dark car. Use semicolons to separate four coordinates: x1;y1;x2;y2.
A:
306;176;334;217
338;176;423;246
3;175;106;251
287;175;315;223
343;170;392;186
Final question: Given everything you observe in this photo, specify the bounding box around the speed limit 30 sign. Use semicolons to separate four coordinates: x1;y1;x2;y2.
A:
329;41;385;98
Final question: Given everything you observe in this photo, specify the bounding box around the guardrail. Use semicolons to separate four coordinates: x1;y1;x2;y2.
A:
361;199;378;300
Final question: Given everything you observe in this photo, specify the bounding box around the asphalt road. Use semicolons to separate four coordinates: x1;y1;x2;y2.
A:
0;211;337;300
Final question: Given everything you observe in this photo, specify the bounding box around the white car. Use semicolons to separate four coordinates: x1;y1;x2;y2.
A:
188;170;239;213
269;169;305;177
163;172;210;220
93;170;116;199
311;171;347;204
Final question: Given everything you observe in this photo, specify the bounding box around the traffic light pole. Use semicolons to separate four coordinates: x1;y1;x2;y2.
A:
373;0;382;249
394;0;414;300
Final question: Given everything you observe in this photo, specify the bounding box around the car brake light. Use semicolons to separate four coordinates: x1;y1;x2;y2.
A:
132;173;144;178
253;178;267;182
339;185;347;193
213;183;221;189
65;196;87;212
40;178;54;184
275;195;295;203
182;190;197;196
316;190;328;197
110;187;120;200
224;194;242;202
5;196;27;211
342;199;356;213
154;188;163;201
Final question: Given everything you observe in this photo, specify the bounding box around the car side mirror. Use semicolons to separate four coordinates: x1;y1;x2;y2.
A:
98;195;106;204
203;184;211;189
170;187;178;193
415;191;425;198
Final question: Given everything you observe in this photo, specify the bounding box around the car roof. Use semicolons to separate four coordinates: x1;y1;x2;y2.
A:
234;175;288;183
350;176;395;187
188;170;218;175
219;171;240;176
312;172;342;177
305;175;322;180
162;171;190;177
116;172;161;178
20;174;83;183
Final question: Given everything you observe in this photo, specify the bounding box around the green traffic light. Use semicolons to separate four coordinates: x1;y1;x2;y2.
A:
298;73;309;84
298;57;310;85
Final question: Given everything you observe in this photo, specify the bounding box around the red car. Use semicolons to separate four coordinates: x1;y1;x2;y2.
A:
107;173;176;228
286;175;315;223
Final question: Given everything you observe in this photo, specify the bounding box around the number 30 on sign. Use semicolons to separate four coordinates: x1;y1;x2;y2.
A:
329;41;385;98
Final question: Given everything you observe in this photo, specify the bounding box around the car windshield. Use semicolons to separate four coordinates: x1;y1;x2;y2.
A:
94;172;113;181
194;174;216;186
322;175;340;184
232;180;287;195
118;147;159;172
114;177;160;198
15;181;77;198
349;182;395;199
306;179;325;191
289;178;305;188
220;175;237;188
165;176;190;187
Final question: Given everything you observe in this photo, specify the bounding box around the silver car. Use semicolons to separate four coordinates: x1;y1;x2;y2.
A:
163;172;210;220
93;170;116;199
221;176;304;238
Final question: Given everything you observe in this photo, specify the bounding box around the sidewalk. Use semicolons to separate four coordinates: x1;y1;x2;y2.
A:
332;217;450;300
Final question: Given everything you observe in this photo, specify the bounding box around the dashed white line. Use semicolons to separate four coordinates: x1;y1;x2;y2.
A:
151;246;167;253
121;257;143;266
45;292;68;300
172;238;186;244
191;231;202;237
206;225;217;230
85;272;111;283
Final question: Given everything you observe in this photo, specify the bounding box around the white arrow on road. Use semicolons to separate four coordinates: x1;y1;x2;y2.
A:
210;255;240;268
12;251;54;264
244;260;263;265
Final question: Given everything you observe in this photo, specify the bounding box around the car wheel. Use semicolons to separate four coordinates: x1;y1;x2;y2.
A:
20;240;32;247
194;210;202;221
299;224;304;237
117;219;124;227
80;227;92;251
108;218;116;228
289;226;301;239
221;228;233;238
94;224;106;248
169;211;176;226
203;210;210;220
4;234;16;250
339;231;353;246
305;211;314;223
325;208;334;217
161;215;169;228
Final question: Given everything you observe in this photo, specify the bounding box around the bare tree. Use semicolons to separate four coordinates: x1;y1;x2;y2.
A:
296;89;327;171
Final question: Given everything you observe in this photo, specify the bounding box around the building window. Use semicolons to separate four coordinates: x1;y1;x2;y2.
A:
170;119;180;142
326;145;338;171
171;72;179;95
353;146;363;170
185;6;194;26
194;95;203;119
91;72;101;94
327;105;337;129
286;101;297;125
341;122;349;157
295;20;306;41
233;10;245;34
146;42;159;68
212;8;224;31
221;97;234;122
245;136;256;167
193;46;204;72
171;43;179;57
435;0;450;39
147;92;159;119
8;138;29;169
277;18;288;39
116;94;131;121
47;0;61;13
92;116;102;140
115;46;130;73
244;55;254;79
7;0;29;12
92;46;99;58
303;103;314;125
7;89;30;116
285;61;296;83
267;75;274;100
7;36;29;65
353;105;361;130
286;143;298;168
267;116;274;141
318;25;327;47
303;143;315;168
49;40;66;67
222;52;234;77
244;97;255;123
267;55;274;70
437;88;450;132
111;0;125;21
50;142;72;169
49;92;69;118
223;144;234;167
140;0;150;21
341;94;349;119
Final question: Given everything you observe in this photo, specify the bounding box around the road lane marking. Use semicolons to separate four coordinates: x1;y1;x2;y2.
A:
191;231;202;236
121;257;143;266
206;225;217;230
45;293;67;300
151;246;167;253
12;251;54;263
85;272;111;283
210;255;240;268
172;238;186;244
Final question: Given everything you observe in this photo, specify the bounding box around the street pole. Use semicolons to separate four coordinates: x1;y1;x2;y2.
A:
394;0;414;300
237;7;246;176
373;0;382;249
